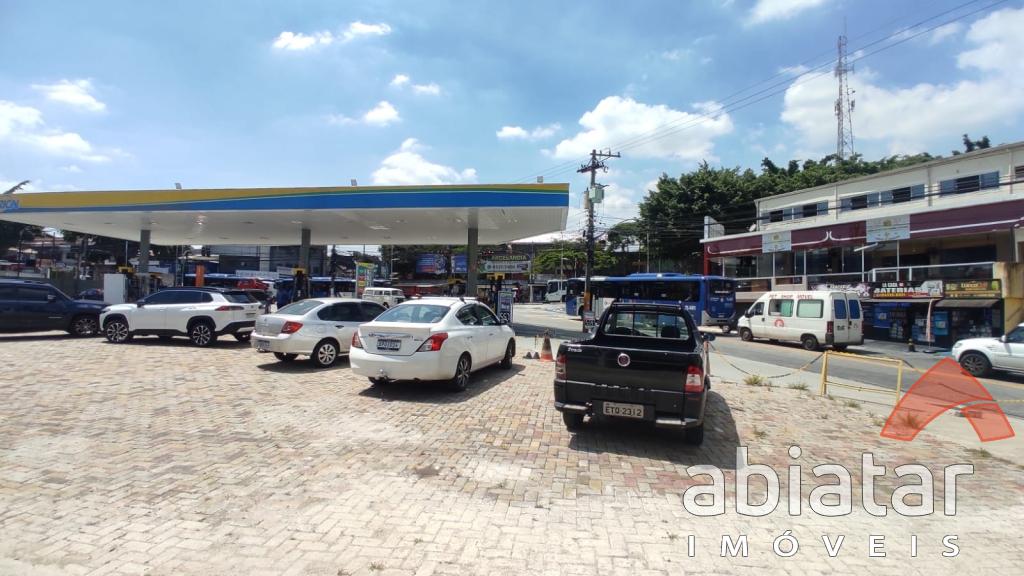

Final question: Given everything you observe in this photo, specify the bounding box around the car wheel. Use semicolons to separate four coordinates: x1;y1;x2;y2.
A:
312;339;339;368
801;335;819;351
739;328;753;342
188;321;217;347
449;354;472;391
233;332;251;343
721;325;731;335
104;318;132;343
959;352;991;377
684;423;705;446
500;339;515;369
274;352;298;362
69;315;99;337
562;412;584;431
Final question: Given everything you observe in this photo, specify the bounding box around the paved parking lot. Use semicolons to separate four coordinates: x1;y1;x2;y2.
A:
1;333;1022;575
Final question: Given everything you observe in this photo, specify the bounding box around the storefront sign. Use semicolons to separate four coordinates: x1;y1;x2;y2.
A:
237;269;280;280
866;214;910;242
944;279;1002;298
481;254;531;274
451;254;467;274
870;280;943;299
762;230;791;253
811;282;872;298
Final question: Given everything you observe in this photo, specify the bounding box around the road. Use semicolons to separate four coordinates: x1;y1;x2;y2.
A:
511;302;1024;418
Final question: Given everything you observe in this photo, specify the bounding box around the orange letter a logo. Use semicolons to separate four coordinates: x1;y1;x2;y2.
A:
882;357;1014;442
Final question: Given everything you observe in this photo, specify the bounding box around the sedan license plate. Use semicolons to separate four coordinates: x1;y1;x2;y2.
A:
376;339;402;352
255;340;269;352
602;402;644;419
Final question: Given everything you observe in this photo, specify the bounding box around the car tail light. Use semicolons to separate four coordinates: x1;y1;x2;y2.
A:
351;331;363;349
417;332;448;352
216;305;243;311
826;321;834;335
555;353;566;379
685;365;704;393
281;321;303;334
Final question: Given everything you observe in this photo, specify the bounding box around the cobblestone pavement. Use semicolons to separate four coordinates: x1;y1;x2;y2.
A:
1;333;1022;575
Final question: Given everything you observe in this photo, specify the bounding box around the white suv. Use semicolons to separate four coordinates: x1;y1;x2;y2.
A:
101;287;261;347
952;323;1024;377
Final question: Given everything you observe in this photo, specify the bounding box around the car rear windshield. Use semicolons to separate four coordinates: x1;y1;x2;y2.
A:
277;300;324;316
375;304;449;324
223;291;257;303
603;311;692;341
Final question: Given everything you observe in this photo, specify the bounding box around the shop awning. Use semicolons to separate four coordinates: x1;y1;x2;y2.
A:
935;299;1000;308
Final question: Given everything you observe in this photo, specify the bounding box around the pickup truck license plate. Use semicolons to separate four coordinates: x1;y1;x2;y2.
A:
377;339;401;351
602;402;644;419
255;340;269;352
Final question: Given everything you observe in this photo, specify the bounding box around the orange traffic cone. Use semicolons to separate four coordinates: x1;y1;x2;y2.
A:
540;332;553;362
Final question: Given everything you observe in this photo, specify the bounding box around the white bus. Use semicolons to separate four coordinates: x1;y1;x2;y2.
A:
545;279;568;303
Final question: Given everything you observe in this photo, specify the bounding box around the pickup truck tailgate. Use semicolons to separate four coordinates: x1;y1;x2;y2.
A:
562;341;692;392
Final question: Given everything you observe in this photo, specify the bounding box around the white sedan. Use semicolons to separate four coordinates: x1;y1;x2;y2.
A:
350;297;517;390
252;298;386;367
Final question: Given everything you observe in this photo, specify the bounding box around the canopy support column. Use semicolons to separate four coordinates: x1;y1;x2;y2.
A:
138;229;151;274
466;227;479;297
299;228;311;272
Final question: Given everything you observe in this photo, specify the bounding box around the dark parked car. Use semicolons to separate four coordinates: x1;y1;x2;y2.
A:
553;301;714;445
76;288;105;301
0;279;107;336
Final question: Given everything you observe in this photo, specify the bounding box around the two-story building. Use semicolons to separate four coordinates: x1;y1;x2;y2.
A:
701;141;1024;347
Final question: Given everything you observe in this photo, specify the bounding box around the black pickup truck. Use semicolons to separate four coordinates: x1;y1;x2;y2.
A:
553;302;714;445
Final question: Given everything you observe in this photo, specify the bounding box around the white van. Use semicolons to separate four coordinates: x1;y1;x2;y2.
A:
362;287;406;308
545;279;567;303
736;291;863;351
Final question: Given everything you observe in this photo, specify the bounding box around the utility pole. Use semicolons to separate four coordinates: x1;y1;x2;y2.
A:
577;148;619;316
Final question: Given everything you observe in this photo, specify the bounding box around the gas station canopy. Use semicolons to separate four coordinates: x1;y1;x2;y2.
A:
0;183;569;245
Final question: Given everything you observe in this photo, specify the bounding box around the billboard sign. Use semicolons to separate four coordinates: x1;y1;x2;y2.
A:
451;254;467;274
496;291;514;324
481;254;531;274
416;254;447;275
866;214;911;242
870;280;943;299
762;230;791;253
356;262;375;296
944;279;1002;298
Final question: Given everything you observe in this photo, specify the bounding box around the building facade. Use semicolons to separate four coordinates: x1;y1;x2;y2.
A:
702;141;1024;346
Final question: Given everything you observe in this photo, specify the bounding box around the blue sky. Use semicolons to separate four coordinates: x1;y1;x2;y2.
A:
2;0;1022;242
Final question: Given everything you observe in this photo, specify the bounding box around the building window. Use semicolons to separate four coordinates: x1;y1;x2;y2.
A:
802;201;829;218
763;203;827;223
840;184;926;212
939;171;1000;195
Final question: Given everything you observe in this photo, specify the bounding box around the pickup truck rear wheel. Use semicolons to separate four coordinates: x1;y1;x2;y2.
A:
684;423;704;446
562;412;584;431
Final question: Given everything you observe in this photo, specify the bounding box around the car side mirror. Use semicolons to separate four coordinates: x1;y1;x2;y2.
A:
136;300;145;308
1000;335;1007;343
744;311;753;317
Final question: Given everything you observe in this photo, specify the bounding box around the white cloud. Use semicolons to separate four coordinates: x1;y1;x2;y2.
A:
362;101;400;126
0;101;42;138
371;138;476;185
496;123;561;141
272;31;333;51
390;74;410;87
929;22;964;45
412;82;441;96
552;96;733;162
781;6;1024;155
343;21;392;41
748;0;828;25
60;164;82;173
272;21;391;51
0;99;117;162
326;113;355;126
661;48;692;61
31;79;106;112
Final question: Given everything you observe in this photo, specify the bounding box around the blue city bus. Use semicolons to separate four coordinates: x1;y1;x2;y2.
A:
591;273;737;329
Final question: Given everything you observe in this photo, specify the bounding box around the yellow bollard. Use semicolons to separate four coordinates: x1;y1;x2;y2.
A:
819;351;830;396
896;361;904;398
